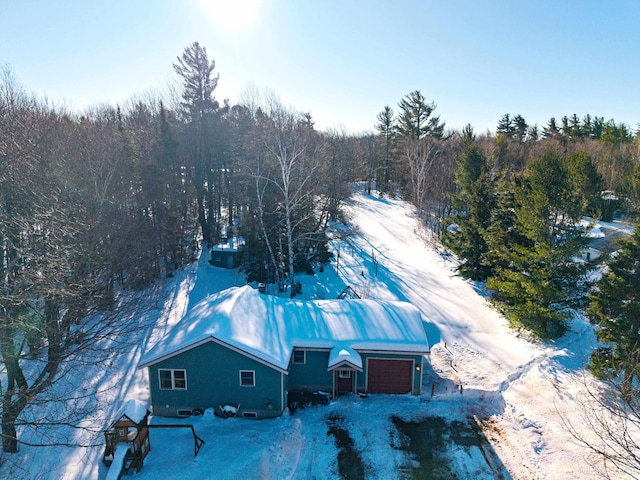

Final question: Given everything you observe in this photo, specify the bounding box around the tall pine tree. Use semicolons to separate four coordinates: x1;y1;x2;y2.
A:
396;90;444;140
173;42;221;244
486;151;589;337
587;219;640;395
445;134;496;280
375;105;395;193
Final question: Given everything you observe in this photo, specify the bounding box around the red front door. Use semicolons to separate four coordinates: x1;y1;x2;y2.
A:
337;370;353;393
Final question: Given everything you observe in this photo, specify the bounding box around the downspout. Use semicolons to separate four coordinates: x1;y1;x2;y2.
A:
332;371;336;401
353;371;357;402
281;372;285;412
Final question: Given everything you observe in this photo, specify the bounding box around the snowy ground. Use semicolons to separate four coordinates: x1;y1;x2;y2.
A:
0;189;630;479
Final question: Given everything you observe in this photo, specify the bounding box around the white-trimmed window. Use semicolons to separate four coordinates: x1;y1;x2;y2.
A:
292;349;306;364
339;370;351;379
240;370;255;387
158;369;187;390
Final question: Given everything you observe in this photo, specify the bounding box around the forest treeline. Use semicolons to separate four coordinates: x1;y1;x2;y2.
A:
1;42;639;453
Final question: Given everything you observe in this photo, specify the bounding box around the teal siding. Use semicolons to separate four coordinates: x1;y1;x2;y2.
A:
288;349;424;396
210;250;241;269
148;340;284;418
148;344;425;420
288;349;333;392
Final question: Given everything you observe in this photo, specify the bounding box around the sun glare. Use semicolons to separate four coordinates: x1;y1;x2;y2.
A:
199;0;262;31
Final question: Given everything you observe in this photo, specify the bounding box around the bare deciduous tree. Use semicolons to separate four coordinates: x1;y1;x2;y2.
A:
0;68;160;454
405;137;441;219
261;101;319;295
562;365;640;479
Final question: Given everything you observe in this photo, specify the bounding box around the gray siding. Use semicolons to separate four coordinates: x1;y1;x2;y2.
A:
148;340;284;419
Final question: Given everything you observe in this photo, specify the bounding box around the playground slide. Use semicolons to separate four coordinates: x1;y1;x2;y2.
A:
106;443;130;480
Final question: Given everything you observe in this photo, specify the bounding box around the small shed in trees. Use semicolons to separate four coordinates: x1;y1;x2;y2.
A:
209;236;245;269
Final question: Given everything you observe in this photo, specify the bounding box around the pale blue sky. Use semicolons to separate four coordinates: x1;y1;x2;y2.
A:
1;0;638;134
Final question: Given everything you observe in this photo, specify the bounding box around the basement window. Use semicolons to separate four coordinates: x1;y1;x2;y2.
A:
242;411;258;419
240;370;255;387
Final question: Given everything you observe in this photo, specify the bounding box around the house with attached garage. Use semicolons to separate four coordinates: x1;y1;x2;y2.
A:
138;285;430;419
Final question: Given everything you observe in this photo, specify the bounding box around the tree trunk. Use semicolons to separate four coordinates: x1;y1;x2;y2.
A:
284;189;296;297
2;402;20;453
196;185;209;245
254;176;281;288
1;324;28;453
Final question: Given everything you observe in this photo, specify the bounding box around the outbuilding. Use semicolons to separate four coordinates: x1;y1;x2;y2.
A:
139;286;430;419
209;236;244;269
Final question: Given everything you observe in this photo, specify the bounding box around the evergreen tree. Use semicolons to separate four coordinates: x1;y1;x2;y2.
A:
486;151;589;337
564;151;603;216
601;119;634;145
174;42;219;120
375;105;395;192
561;116;571;139
396;90;444;139
543;117;560;139
445;140;496;280
591;116;605;139
173;42;221;244
582;114;592;138
513;114;528;142
461;123;475;143
496;114;515;138
569;113;582;138
587;219;640;395
393;91;446;214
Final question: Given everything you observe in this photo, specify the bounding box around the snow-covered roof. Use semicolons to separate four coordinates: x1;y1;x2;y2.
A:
328;345;363;370
112;399;149;426
211;236;245;252
139;286;429;372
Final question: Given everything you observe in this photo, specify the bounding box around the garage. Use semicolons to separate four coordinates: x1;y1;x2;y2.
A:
367;358;414;394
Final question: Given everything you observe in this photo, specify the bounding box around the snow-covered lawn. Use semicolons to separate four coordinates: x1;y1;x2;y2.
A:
0;190;620;479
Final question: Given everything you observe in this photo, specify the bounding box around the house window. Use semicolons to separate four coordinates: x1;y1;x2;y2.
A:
158;369;187;390
339;370;351;379
240;370;255;387
293;349;306;364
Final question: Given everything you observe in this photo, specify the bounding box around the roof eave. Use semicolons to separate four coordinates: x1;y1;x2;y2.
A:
138;336;288;374
328;360;363;372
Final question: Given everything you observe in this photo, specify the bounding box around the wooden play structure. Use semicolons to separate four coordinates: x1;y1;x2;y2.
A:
103;399;151;477
103;399;205;478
